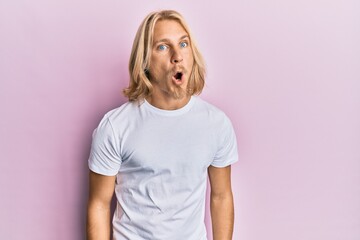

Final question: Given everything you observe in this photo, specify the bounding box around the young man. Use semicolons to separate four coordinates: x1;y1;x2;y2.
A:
87;10;238;240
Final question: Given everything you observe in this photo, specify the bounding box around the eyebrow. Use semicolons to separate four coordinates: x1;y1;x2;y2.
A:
153;35;189;45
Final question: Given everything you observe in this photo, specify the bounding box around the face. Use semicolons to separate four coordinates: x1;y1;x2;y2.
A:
148;20;194;100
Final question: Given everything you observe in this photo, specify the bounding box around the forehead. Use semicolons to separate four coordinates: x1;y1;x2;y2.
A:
153;20;188;41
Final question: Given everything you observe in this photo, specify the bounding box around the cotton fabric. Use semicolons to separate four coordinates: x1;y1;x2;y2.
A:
88;96;238;240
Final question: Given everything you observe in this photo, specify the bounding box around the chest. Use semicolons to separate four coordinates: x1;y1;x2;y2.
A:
119;116;217;176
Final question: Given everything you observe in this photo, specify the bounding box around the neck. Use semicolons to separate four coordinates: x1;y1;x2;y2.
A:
145;91;191;110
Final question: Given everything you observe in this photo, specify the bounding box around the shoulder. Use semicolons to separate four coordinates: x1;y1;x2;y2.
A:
94;100;142;132
192;97;236;140
102;100;141;122
193;97;230;122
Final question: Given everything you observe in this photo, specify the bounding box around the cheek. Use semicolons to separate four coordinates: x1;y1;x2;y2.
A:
150;55;168;70
149;61;160;75
185;55;194;70
184;50;194;64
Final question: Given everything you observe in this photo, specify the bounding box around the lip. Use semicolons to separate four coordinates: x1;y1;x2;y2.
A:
170;67;186;84
172;71;183;85
175;71;182;79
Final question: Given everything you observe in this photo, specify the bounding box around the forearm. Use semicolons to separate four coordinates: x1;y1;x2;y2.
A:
210;192;234;240
86;202;112;240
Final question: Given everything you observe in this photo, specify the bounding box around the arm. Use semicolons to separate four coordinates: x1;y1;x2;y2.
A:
86;170;116;240
208;165;234;240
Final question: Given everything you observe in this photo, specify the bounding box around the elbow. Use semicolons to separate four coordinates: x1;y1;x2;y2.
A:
210;190;234;202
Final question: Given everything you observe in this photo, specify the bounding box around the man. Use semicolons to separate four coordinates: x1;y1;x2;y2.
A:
87;10;238;240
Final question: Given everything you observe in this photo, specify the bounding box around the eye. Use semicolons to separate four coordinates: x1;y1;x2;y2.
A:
180;42;188;48
158;45;168;51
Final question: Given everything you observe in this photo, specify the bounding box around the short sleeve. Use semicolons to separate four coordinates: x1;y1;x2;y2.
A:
88;117;122;176
211;115;239;167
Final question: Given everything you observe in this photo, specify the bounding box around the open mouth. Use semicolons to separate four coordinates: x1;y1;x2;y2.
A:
174;72;183;81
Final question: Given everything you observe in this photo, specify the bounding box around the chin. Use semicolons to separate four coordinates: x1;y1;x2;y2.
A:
172;87;188;100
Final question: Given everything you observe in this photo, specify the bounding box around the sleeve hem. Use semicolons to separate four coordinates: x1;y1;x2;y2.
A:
210;157;238;168
89;164;118;176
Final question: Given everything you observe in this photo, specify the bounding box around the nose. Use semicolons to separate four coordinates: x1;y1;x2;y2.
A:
171;49;183;64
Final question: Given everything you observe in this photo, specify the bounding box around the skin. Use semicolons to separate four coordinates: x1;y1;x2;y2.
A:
86;19;235;240
146;19;194;110
208;165;235;240
86;172;115;240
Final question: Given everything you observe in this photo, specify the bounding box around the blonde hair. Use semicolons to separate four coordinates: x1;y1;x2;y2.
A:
123;10;206;101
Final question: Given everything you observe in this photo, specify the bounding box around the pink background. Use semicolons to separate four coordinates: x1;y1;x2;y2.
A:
1;0;359;239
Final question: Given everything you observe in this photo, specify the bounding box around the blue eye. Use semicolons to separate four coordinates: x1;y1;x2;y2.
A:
180;42;188;48
158;45;168;51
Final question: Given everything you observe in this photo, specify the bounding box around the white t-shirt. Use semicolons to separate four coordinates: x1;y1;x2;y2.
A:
88;96;238;240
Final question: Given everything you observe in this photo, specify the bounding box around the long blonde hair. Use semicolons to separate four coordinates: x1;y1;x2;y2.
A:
123;10;206;101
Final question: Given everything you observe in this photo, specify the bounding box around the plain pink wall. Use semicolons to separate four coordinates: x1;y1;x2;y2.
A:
1;0;359;239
